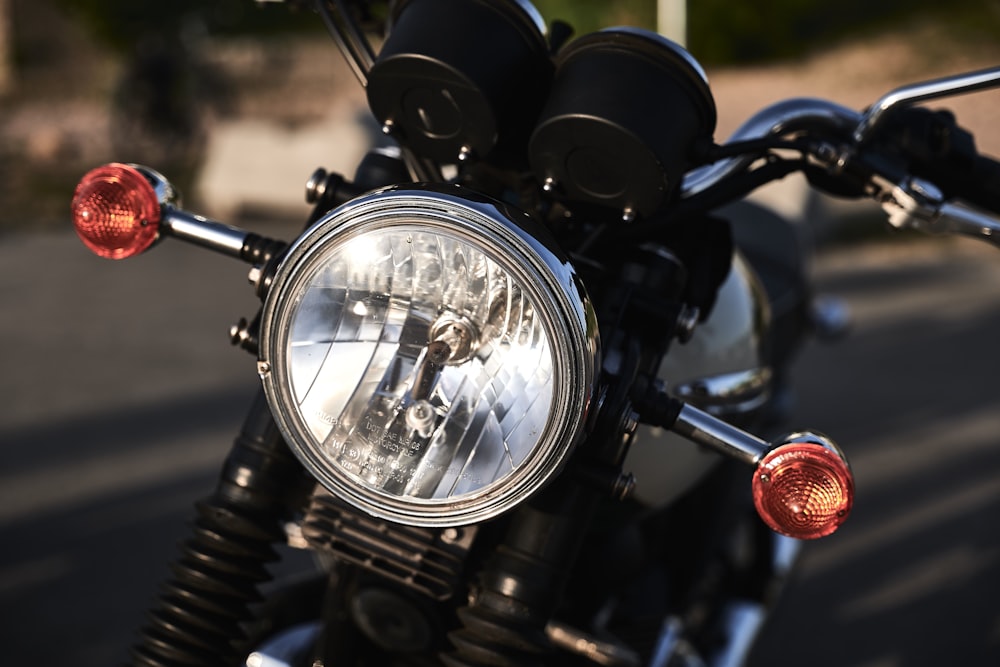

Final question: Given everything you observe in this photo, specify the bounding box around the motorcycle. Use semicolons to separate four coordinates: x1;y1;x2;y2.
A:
68;2;1000;666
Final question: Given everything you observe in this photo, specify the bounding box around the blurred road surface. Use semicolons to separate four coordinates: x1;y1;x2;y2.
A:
2;224;1000;666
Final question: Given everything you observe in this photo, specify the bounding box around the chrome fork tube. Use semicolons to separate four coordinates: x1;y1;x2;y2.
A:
706;602;766;667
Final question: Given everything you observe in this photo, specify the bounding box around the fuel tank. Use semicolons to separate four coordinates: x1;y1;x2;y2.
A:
624;252;771;507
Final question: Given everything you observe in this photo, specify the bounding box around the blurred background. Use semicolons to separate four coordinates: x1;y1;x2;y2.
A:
2;1;1000;665
2;0;999;227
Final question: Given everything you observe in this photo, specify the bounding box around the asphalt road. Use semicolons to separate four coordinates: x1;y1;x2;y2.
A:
2;222;1000;666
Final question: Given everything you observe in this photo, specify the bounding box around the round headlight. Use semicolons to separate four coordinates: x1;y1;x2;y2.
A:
259;187;598;527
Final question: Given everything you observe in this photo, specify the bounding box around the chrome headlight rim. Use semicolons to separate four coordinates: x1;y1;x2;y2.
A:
258;185;598;527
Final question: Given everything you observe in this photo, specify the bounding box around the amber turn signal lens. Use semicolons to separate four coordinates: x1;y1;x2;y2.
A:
752;440;853;540
71;163;161;259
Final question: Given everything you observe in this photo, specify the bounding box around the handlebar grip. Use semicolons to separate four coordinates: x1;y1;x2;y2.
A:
878;107;1000;215
963;154;1000;215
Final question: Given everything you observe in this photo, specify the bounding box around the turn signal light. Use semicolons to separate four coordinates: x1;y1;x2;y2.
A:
752;435;853;539
71;163;161;259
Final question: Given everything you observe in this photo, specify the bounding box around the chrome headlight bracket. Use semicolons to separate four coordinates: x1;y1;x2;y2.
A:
259;186;598;527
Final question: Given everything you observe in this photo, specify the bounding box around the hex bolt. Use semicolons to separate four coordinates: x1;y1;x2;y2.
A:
305;167;328;204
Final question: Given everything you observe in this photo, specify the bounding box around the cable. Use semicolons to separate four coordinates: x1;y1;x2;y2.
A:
314;0;373;87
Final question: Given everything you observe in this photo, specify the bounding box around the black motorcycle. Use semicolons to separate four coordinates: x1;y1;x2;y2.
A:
69;1;1000;665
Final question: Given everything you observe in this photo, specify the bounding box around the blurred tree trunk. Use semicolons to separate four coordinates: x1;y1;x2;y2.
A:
0;0;11;94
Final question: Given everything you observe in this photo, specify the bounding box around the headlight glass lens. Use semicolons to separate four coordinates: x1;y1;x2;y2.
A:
292;226;554;498
260;189;596;526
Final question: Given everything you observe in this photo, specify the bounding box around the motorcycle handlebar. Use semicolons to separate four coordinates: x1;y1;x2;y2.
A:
853;65;1000;145
962;153;1000;215
680;98;862;198
684;87;1000;246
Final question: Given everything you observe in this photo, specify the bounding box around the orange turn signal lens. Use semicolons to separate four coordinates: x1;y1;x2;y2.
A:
752;438;853;540
71;163;161;259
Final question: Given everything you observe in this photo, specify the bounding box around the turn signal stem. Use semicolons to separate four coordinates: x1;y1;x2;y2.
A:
635;394;854;539
669;401;768;466
161;207;288;266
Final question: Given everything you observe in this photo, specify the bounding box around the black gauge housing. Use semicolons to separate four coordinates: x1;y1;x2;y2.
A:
529;28;717;220
367;0;552;165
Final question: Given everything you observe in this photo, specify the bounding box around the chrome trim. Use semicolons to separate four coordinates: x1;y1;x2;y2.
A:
673;367;772;418
707;602;765;667
766;430;849;463
160;207;250;258
669;403;768;466
810;295;852;341
245;621;320;667
682;98;861;197
648;617;686;667
130;163;252;258
512;0;547;37
131;164;178;208
258;185;599;528
880;174;1000;247
547;620;641;667
936;200;1000;248
771;533;802;579
854;66;1000;144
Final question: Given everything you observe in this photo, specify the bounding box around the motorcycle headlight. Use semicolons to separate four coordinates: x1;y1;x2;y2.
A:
259;187;598;527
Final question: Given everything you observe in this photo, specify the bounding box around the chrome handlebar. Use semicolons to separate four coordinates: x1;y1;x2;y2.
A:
681;98;861;197
853;65;1000;144
877;175;1000;248
682;67;1000;248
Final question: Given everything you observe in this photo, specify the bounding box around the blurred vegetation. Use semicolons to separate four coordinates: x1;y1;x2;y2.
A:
2;0;998;229
44;0;1000;65
534;0;1000;64
533;0;656;37
51;0;322;53
685;0;1000;64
